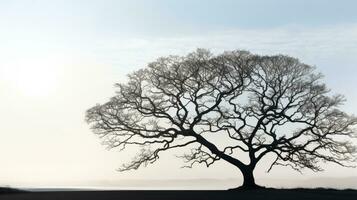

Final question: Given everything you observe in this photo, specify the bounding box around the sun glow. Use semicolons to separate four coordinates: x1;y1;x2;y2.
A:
2;60;60;98
16;65;58;97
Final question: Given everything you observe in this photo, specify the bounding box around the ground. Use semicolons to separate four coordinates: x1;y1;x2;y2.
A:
1;188;357;200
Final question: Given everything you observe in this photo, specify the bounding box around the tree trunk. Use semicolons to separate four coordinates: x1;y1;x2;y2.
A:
241;166;257;188
229;166;263;190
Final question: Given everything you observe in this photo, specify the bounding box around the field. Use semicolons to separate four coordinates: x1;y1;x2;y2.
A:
1;188;357;200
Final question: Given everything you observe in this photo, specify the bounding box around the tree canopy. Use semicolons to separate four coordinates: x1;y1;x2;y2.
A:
86;49;357;188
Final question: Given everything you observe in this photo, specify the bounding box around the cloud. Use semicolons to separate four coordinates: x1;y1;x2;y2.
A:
95;24;356;61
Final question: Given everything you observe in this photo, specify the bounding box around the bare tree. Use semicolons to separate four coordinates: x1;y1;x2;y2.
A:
86;49;357;189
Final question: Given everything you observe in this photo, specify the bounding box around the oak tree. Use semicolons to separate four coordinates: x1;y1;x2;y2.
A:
86;49;357;188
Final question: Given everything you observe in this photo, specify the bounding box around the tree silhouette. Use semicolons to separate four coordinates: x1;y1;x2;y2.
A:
86;49;357;188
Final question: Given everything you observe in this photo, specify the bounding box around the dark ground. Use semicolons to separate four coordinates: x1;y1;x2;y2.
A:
1;188;357;200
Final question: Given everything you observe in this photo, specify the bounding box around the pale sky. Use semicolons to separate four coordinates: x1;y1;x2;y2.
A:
0;0;357;188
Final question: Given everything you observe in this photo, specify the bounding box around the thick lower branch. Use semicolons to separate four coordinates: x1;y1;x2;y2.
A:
189;131;246;169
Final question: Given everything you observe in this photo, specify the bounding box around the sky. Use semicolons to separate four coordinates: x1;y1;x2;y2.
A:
0;0;357;188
